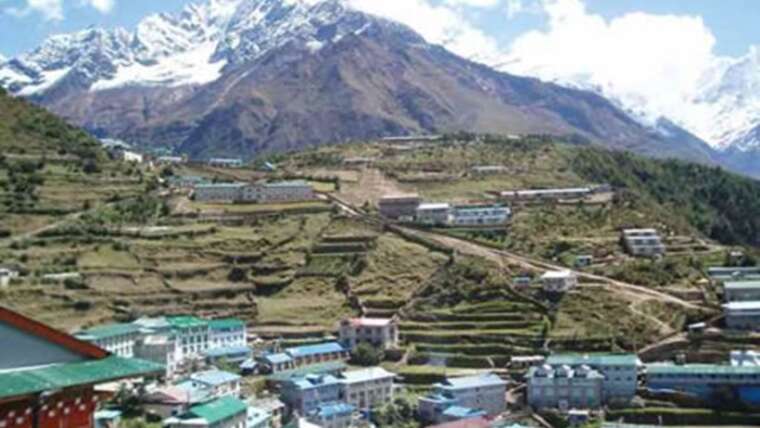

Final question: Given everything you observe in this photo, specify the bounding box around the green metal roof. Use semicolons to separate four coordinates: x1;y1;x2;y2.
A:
0;356;164;400
208;318;245;330
546;353;640;367
647;363;760;376
167;316;208;329
75;323;141;341
188;396;247;424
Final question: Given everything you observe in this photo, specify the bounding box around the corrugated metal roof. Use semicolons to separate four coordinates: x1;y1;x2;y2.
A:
167;316;208;329
75;323;141;341
442;406;486;418
312;402;354;418
647;363;760;376
189;370;241;386
290;374;341;390
208;318;245;330
0;356;163;400
203;346;251;358
436;373;506;390
724;281;760;290
286;342;345;358
265;361;346;382
546;353;640;367
187;396;247;425
262;353;293;364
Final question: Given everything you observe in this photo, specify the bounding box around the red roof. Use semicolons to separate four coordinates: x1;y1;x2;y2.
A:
427;417;491;428
0;306;108;359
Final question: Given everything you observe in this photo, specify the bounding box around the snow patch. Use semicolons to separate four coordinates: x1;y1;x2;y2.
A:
17;67;71;96
91;42;226;90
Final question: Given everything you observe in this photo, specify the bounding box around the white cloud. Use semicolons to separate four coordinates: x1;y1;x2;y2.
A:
502;0;720;126
4;0;116;21
444;0;500;8
81;0;115;14
348;0;501;62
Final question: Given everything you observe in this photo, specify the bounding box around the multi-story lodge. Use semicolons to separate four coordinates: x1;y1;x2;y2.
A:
544;354;641;404
165;396;248;428
498;187;593;202
0;306;163;428
208;318;248;349
74;323;142;358
378;194;422;220
168;316;211;360
540;270;578;293
281;374;343;415
194;181;316;204
208;158;244;168
135;334;180;378
621;229;666;257
646;363;760;407
338;317;399;350
724;301;760;330
185;370;242;399
724;281;760;302
419;374;507;423
338;367;395;410
449;204;511;227
526;365;604;409
416;203;452;226
708;267;760;283
258;342;349;374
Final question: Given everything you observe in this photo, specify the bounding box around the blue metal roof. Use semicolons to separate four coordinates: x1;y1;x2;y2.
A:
262;353;293;364
313;402;354;418
290;374;341;391
204;346;252;358
189;370;241;386
442;406;486;419
436;373;506;390
286;342;345;358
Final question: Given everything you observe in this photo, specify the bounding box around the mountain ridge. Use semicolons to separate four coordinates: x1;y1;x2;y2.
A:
0;0;726;168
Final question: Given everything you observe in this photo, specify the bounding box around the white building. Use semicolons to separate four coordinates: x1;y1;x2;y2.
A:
258;181;315;203
526;365;604;410
499;187;593;201
194;183;246;203
74;323;142;358
0;266;19;288
724;301;760;330
135;334;180;379
418;374;507;423
622;229;666;257
540;270;578;293
338;367;396;410
167;316;210;361
416;203;451;226
118;150;144;163
186;370;242;399
724;281;760;302
449;204;511;227
165;396;247;428
208;318;247;350
208;158;244;168
338;318;399;350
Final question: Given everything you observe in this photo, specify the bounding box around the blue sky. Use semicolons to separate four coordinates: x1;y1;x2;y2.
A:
0;0;757;58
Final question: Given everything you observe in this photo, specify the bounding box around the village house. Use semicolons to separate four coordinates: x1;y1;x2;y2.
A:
545;354;641;404
723;301;760;330
74;323;143;358
208;318;247;349
285;342;349;367
621;229;666;257
134;334;180;379
338;317;399;350
117;150;144;164
185;370;242;399
305;403;354;428
645;363;760;407
416;203;452;226
0;306;163;428
204;346;252;366
0;265;20;288
498;187;593;202
249;398;285;428
165;396;248;428
540;270;578;293
377;194;422;220
708;267;760;283
418;374;507;424
193;183;247;203
258;353;296;374
258;181;316;203
167;316;211;361
723;280;760;302
280;374;343;415
449;204;511;227
337;367;395;411
526;364;604;410
142;385;211;419
208;158;244;168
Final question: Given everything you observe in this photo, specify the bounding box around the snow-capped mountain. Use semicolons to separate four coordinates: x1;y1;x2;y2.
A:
0;0;725;167
501;44;760;173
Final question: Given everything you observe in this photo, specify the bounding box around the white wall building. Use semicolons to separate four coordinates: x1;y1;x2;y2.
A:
540;270;578;293
338;318;399;350
622;229;666;257
416;203;451;226
194;183;246;203
0;266;19;288
167;316;210;361
338;367;396;410
418;374;507;423
449;204;511;227
135;334;180;379
208;318;247;349
74;323;142;358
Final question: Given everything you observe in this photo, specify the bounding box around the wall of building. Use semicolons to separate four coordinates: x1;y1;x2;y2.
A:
0;322;85;370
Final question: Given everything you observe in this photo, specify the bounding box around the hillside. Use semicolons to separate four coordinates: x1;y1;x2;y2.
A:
0;88;147;238
0;0;717;166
